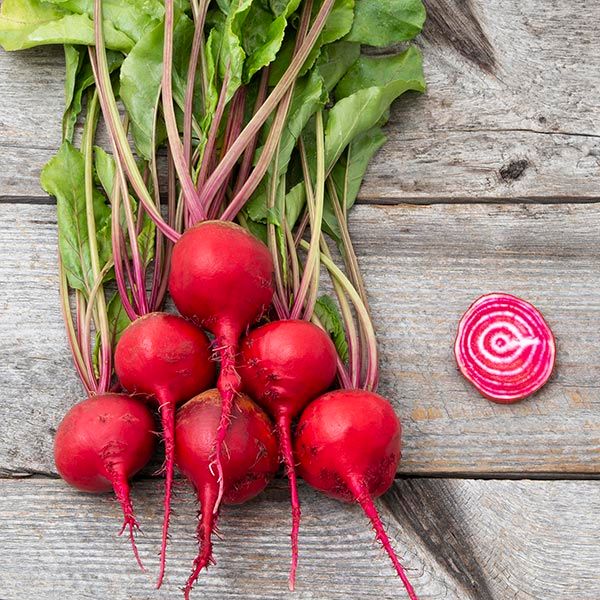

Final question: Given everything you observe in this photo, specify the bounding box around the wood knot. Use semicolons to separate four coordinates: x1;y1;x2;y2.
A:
500;159;529;182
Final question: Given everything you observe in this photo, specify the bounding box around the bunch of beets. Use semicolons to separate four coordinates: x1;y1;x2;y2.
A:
0;0;429;598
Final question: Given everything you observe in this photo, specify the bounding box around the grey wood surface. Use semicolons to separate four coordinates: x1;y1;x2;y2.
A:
1;0;600;202
1;477;599;600
1;0;600;598
2;202;600;477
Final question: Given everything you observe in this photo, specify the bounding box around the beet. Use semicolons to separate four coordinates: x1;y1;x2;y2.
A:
54;393;155;568
168;220;274;510
175;389;279;599
238;319;338;588
454;292;556;403
295;389;418;599
114;312;215;585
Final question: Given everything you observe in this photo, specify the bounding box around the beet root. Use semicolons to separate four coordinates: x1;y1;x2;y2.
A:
53;393;155;569
238;319;338;588
455;292;556;403
294;389;418;600
168;221;274;511
175;389;279;599
114;311;215;586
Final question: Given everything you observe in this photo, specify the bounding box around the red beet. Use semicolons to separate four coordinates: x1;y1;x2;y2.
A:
114;312;215;586
54;393;155;568
454;292;556;403
295;390;418;600
175;389;279;599
168;221;274;510
238;320;338;589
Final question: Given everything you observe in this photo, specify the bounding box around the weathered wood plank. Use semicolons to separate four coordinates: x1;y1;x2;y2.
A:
0;478;598;599
1;0;600;201
1;202;599;476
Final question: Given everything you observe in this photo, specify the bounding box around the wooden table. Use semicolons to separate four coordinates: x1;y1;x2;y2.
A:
1;1;599;598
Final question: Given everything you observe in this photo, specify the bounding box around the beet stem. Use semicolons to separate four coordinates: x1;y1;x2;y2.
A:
351;480;418;600
184;488;218;600
276;412;301;591
156;401;176;588
111;471;145;572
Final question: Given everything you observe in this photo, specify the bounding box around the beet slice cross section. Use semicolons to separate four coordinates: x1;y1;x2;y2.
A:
454;293;556;403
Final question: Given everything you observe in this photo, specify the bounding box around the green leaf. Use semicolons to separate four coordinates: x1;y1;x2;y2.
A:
93;291;132;372
284;181;306;230
44;0;164;44
94;146;116;197
137;210;156;267
314;295;348;362
242;0;300;81
41;141;112;295
119;22;165;160
323;127;386;240
0;0;134;52
335;45;425;99
207;0;253;104
62;45;82;141
346;0;426;46
301;0;355;75
314;40;360;93
119;14;194;159
325;46;425;169
63;50;122;142
242;217;268;244
106;292;132;347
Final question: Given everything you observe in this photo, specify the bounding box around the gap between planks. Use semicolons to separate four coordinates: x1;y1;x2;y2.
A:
2;472;600;482
3;195;600;206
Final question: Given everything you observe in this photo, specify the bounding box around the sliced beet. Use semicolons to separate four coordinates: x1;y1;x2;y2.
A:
454;293;556;403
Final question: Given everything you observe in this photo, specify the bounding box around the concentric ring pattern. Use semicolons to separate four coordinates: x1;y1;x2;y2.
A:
454;293;556;403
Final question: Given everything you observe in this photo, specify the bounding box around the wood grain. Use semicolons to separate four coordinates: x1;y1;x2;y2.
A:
0;477;598;599
1;0;600;201
1;202;599;476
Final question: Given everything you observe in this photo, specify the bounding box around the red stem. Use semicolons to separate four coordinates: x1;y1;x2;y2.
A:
276;412;301;591
197;0;336;209
209;87;246;219
110;469;145;571
212;325;241;514
184;484;219;600
156;399;176;589
232;68;269;198
348;478;418;600
220;84;293;221
220;0;314;222
153;151;178;307
183;2;208;164
196;63;232;199
162;0;205;222
110;185;138;321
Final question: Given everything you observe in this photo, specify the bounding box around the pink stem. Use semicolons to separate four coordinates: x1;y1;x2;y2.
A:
196;64;232;197
156;399;176;589
183;2;208;164
232;68;269;197
197;0;336;208
276;412;301;591
88;42;179;242
162;0;205;222
348;478;418;600
110;470;145;572
76;293;98;392
111;184;138;321
212;325;241;514
220;87;293;221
